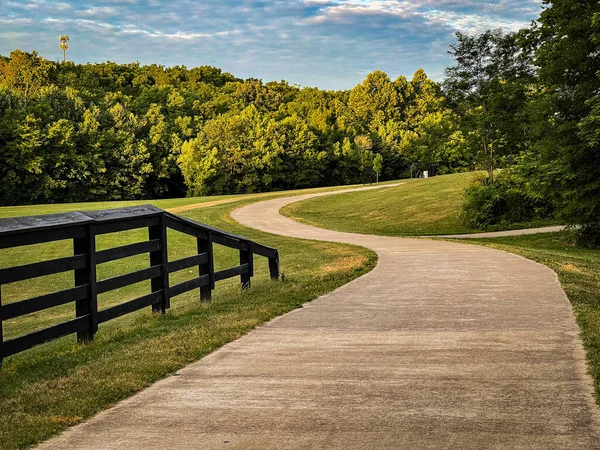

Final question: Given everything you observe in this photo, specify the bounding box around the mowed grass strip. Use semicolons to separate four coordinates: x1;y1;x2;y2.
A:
452;232;600;404
282;173;477;236
0;196;376;450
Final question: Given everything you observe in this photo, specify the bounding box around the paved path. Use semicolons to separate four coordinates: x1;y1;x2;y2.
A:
38;186;600;449
440;225;567;239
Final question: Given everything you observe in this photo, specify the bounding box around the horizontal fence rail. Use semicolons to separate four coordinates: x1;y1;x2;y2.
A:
0;205;280;365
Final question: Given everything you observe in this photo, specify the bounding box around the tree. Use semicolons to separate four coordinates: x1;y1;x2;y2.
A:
0;50;54;99
348;71;400;134
354;134;374;183
0;49;478;205
529;0;600;240
403;110;468;174
373;153;383;183
444;30;534;182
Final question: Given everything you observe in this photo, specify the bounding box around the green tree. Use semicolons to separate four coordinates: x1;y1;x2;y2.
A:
0;50;54;100
0;48;481;205
373;153;383;183
444;30;533;182
529;0;600;241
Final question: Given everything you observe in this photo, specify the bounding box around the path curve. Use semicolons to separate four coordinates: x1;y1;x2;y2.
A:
38;187;599;450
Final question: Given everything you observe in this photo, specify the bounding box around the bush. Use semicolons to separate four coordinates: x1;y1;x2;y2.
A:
461;173;555;228
575;224;600;248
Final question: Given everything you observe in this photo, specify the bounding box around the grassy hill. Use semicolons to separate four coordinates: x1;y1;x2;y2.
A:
282;173;477;236
282;172;558;236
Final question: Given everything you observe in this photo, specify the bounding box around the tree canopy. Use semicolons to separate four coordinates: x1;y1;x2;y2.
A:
0;53;464;205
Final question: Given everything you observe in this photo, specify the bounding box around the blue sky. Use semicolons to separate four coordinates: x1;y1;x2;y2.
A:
0;0;544;90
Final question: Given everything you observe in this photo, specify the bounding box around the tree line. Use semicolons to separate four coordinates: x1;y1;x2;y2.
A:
0;53;467;205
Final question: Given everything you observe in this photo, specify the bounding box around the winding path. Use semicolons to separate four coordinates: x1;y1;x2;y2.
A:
38;186;600;449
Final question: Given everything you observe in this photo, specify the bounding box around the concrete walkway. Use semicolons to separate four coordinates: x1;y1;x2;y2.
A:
38;187;600;449
440;225;567;239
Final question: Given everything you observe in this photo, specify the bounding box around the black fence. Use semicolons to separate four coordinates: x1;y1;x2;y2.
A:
0;205;280;365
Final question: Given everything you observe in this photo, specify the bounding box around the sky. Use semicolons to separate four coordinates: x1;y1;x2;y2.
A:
0;0;544;90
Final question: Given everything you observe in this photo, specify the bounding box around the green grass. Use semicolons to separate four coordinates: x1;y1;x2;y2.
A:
282;173;477;236
455;232;600;403
0;192;377;449
282;172;558;236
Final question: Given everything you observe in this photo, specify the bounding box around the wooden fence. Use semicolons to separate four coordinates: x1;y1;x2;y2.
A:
0;205;279;365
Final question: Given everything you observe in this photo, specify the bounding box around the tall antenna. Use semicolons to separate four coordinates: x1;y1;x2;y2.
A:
59;35;69;62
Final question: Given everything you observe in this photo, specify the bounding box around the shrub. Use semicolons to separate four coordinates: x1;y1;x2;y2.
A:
461;172;555;229
575;224;600;248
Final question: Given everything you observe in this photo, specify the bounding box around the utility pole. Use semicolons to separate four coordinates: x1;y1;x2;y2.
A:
59;35;69;62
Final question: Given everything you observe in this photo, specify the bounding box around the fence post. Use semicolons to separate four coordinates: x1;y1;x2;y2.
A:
197;234;213;302
240;246;253;290
74;223;97;344
149;214;169;313
269;250;280;280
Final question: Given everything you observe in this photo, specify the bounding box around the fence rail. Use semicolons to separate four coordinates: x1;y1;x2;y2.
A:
0;205;280;365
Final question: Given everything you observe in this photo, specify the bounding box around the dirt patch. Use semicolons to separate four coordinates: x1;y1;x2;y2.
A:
561;263;583;274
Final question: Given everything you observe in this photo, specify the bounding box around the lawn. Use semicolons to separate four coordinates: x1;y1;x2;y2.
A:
282;173;476;235
282;172;558;236
456;232;600;402
0;190;377;450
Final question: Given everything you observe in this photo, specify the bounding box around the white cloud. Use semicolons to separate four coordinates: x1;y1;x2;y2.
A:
40;16;241;41
300;1;417;24
0;16;33;25
76;6;119;17
119;28;241;41
298;0;535;33
7;0;70;11
423;9;530;34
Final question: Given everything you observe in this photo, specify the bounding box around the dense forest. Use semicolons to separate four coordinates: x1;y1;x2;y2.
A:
0;55;465;204
0;0;598;242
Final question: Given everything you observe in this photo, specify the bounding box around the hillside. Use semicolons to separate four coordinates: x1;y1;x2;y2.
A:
282;173;476;236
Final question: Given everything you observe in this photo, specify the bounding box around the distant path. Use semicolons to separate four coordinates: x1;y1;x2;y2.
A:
37;185;599;449
169;184;565;240
440;225;567;239
166;183;404;214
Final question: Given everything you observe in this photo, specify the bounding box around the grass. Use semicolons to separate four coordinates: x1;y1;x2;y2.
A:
282;173;477;236
2;174;595;448
0;191;377;449
455;232;600;403
282;172;559;236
